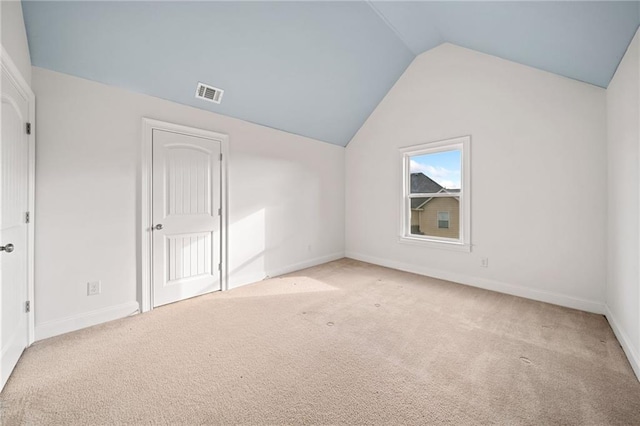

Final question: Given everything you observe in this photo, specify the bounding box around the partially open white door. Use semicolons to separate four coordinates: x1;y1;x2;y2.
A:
1;61;30;390
151;129;222;307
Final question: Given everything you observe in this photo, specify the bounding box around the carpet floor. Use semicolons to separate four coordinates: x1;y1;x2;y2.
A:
1;259;639;425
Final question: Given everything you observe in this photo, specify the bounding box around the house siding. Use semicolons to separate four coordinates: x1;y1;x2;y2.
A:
416;197;459;239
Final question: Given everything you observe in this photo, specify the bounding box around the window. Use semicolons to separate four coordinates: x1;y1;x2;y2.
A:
399;136;470;251
437;211;450;229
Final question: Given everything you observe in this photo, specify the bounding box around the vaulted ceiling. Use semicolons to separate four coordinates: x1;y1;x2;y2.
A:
22;1;640;146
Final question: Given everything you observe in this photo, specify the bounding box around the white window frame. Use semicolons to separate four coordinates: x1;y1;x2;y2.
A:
399;135;471;252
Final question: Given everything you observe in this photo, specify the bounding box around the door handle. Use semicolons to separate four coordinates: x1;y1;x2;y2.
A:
153;224;163;231
0;243;14;253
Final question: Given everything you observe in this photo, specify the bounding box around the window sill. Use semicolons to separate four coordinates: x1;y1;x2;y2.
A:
398;235;471;252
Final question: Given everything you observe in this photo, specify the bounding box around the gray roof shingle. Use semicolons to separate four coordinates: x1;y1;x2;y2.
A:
411;173;441;209
411;173;443;194
410;173;459;209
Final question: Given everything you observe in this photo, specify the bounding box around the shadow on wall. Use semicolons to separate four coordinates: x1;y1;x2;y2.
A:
135;150;329;305
228;153;324;287
229;207;267;283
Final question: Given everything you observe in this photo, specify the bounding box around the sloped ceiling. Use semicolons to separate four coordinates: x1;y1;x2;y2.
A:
370;1;640;89
21;1;640;147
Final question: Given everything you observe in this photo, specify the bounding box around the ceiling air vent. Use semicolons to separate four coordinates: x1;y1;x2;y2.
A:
195;82;224;104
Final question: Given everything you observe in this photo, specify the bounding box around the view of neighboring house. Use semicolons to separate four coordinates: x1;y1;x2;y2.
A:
410;173;460;239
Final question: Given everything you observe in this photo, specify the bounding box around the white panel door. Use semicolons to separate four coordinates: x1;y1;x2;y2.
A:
1;69;30;389
152;130;221;307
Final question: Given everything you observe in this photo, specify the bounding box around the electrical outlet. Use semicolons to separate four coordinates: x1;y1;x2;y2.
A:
481;258;489;268
87;281;101;296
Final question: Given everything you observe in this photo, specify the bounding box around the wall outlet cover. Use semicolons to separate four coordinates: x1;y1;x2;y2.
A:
87;281;101;296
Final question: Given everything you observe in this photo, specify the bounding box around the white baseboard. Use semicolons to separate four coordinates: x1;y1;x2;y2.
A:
267;251;345;278
35;301;140;341
604;306;640;381
228;251;345;290
345;251;605;314
228;272;269;290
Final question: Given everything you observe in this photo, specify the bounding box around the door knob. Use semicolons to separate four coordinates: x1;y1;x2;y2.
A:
153;224;163;231
0;243;14;253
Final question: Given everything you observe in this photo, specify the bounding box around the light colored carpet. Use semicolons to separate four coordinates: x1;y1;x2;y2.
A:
1;259;639;425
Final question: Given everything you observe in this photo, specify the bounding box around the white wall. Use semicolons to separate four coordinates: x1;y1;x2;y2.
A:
1;0;31;84
346;43;607;313
32;67;344;340
606;28;640;379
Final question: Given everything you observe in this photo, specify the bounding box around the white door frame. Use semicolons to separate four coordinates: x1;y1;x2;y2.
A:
1;46;36;345
140;118;228;313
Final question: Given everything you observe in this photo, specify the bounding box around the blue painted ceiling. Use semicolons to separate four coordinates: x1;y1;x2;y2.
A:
21;1;640;146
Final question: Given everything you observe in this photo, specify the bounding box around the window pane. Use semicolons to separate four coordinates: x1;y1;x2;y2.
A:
410;150;461;193
410;197;459;239
410;209;423;235
437;211;450;229
401;136;469;247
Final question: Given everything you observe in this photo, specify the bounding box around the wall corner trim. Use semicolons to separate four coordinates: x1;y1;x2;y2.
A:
345;251;606;315
604;305;640;381
34;301;140;342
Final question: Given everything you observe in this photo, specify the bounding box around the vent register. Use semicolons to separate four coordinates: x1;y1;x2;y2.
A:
195;82;224;104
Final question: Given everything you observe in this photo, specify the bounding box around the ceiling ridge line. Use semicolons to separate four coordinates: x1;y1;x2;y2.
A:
365;0;417;56
606;23;640;89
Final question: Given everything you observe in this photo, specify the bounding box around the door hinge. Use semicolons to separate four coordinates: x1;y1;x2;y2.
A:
25;212;30;224
218;208;221;216
219;153;223;161
26;122;31;135
218;263;221;271
25;301;31;313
